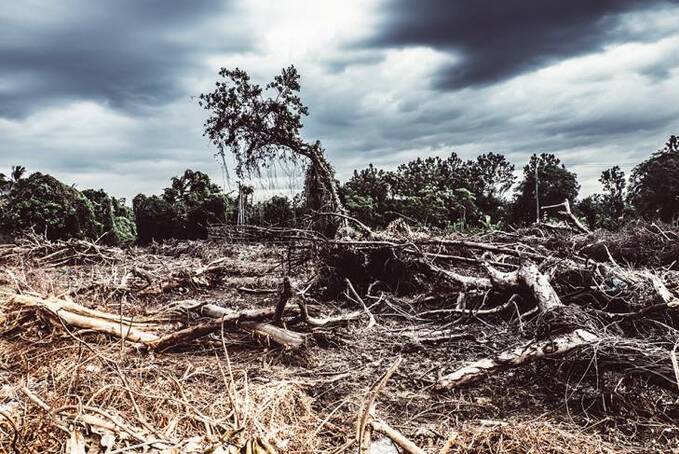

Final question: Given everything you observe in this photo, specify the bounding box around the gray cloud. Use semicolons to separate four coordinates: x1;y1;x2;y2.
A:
0;0;241;117
368;0;679;89
0;0;678;203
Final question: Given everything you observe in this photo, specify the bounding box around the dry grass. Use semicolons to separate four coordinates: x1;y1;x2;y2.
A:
1;235;678;452
444;419;623;453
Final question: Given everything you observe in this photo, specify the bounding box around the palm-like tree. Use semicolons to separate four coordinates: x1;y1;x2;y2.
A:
11;165;26;183
0;165;25;192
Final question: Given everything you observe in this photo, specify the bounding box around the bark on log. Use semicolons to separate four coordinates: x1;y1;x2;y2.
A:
9;294;160;343
437;329;599;389
7;294;306;351
486;262;562;313
147;319;306;351
240;321;307;349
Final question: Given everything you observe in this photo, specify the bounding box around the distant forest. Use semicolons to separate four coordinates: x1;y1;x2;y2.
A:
2;65;678;244
1;134;678;244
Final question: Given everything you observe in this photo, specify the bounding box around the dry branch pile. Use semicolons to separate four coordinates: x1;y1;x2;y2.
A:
1;224;679;452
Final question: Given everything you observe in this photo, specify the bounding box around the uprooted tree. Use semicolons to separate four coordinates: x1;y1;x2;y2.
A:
199;66;345;236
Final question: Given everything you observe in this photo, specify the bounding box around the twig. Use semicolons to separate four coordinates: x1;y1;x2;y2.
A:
356;357;402;453
345;279;376;329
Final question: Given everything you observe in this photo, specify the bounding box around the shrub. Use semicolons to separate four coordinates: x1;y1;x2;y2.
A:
132;194;178;244
82;189;137;244
0;172;98;240
133;170;231;244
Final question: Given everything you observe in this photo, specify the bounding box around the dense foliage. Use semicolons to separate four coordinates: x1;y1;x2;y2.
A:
578;166;628;230
252;195;296;227
628;135;679;223
133;170;231;244
341;153;514;230
82;189;136;244
2;134;678;242
512;153;580;225
0;172;99;240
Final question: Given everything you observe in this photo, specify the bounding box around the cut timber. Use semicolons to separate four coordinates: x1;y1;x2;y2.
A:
145;319;223;351
486;262;562;313
147;318;306;351
437;329;599;389
437;261;598;389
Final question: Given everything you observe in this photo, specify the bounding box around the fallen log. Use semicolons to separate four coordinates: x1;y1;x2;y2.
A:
435;260;679;391
7;294;161;344
240;321;306;349
145;318;306;351
437;329;600;389
5;294;307;351
437;261;597;389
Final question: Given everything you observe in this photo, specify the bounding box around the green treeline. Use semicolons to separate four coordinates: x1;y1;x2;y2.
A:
1;135;678;243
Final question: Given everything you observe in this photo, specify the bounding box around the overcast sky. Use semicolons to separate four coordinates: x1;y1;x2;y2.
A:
1;0;678;201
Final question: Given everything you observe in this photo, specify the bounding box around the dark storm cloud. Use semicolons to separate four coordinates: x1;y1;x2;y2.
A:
370;0;679;89
1;0;678;201
0;0;241;118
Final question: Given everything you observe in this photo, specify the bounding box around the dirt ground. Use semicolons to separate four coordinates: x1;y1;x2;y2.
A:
1;236;678;453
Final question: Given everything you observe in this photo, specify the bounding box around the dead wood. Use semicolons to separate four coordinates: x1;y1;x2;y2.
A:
542;199;591;234
356;357;402;454
133;257;228;295
5;227;679;452
4;293;307;351
145;317;306;351
370;419;426;454
240;321;307;349
273;276;293;325
296;296;364;327
7;294;161;344
437;329;600;389
237;286;278;294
